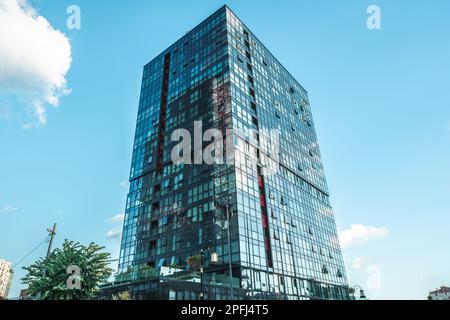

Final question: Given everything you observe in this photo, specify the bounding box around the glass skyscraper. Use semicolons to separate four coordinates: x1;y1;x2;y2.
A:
117;5;349;300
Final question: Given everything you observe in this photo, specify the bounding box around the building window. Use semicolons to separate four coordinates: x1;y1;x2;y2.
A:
159;216;168;227
291;218;297;227
252;116;258;127
271;209;277;219
285;234;292;244
275;111;280;119
158;258;166;268
322;265;329;274
274;229;280;240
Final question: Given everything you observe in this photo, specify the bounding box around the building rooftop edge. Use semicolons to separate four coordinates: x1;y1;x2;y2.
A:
143;5;227;69
141;5;309;95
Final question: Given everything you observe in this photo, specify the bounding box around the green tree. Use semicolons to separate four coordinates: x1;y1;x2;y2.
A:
187;254;202;271
113;291;131;300
22;240;113;300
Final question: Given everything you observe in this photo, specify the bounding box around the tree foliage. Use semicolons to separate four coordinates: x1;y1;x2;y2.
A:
187;254;202;271
22;240;113;300
113;291;131;300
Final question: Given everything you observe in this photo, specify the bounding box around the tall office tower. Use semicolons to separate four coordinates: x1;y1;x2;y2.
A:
0;259;13;299
117;5;349;300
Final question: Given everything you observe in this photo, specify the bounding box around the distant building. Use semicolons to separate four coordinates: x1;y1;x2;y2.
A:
428;286;450;300
19;289;33;301
0;259;13;299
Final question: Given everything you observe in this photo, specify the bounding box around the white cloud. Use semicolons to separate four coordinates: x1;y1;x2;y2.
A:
106;213;124;241
0;205;19;214
106;228;122;241
120;180;128;188
0;0;72;127
339;224;389;248
106;213;125;224
352;257;372;270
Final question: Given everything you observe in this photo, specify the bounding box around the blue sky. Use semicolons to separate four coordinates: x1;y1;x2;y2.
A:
0;0;449;300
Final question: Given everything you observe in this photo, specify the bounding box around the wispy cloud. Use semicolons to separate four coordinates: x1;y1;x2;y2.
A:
0;204;19;214
105;213;124;241
120;181;128;188
106;228;122;241
0;0;72;127
339;224;389;248
352;257;373;270
106;213;125;224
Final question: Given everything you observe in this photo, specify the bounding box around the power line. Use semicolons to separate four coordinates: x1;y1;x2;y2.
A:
13;235;50;269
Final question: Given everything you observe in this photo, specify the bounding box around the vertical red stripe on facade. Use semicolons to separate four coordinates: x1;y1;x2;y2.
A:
156;53;171;172
258;167;273;268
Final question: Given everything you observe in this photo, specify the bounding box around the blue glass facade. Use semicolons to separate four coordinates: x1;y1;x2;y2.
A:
117;6;349;300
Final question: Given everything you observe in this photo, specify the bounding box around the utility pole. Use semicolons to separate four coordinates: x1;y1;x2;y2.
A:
46;223;57;258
